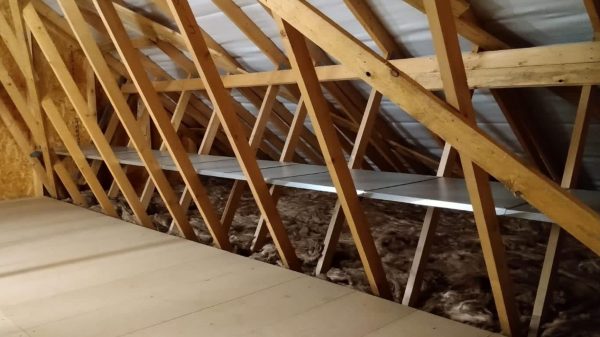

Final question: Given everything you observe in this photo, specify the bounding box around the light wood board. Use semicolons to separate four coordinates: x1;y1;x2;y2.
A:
0;198;500;337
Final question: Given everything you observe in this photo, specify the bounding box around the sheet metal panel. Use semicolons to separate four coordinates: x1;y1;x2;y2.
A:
368;177;525;215
271;169;437;194
57;147;600;223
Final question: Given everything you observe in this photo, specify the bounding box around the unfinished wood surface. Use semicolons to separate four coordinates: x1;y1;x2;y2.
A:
251;98;309;251
423;1;519;334
0;6;56;198
93;0;229;249
528;2;600;332
139;90;192;209
121;41;600;93
0;197;498;337
527;85;596;337
167;0;300;270
0;55;54;197
22;3;154;229
0;97;51;193
220;84;280;231
169;106;223;233
315;88;384;275
315;0;401;275
53;0;219;245
53;160;87;207
278;16;390;298
41;97;117;218
259;0;600;257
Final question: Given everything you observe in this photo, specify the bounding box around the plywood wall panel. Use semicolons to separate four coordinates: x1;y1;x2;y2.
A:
0;3;91;200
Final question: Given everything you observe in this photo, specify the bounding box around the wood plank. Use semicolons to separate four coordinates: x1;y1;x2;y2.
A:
585;0;600;40
220;85;280;230
343;0;403;57
149;39;289;161
403;0;509;50
423;1;519;334
168;103;224;233
251;99;309;251
91;0;231;249
315;89;384;275
315;0;409;274
53;160;87;207
1;6;57;197
528;3;600;332
166;0;300;269
527;85;596;337
0;198;492;337
22;3;154;229
106;1;243;75
213;0;288;67
277;16;390;298
139;90;193;209
41;98;118;217
0;97;51;191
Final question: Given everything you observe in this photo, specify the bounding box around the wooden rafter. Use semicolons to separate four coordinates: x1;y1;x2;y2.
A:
276;14;391;297
53;160;87;207
41;97;118;218
528;2;600;334
258;0;600;257
219;85;280;231
23;4;155;229
251;98;309;251
315;0;435;275
423;1;520;334
139;89;192;209
83;0;231;249
166;0;300;270
528;87;596;337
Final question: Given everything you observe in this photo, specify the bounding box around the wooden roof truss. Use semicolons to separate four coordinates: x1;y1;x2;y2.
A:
0;1;599;336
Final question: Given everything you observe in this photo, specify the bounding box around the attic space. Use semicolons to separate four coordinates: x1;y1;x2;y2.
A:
0;1;599;337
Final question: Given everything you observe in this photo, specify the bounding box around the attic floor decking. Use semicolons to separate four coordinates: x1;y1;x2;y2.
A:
0;198;501;337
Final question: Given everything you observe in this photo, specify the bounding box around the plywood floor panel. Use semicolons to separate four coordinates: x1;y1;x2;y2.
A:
0;198;497;337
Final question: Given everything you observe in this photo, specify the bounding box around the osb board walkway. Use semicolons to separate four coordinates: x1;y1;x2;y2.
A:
0;198;501;337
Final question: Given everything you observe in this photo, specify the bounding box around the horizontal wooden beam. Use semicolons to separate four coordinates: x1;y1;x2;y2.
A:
121;41;600;93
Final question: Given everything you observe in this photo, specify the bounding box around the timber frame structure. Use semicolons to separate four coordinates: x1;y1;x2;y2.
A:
0;0;599;336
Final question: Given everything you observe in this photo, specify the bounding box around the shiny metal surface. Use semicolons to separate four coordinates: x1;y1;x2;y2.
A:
368;177;525;215
56;147;600;223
